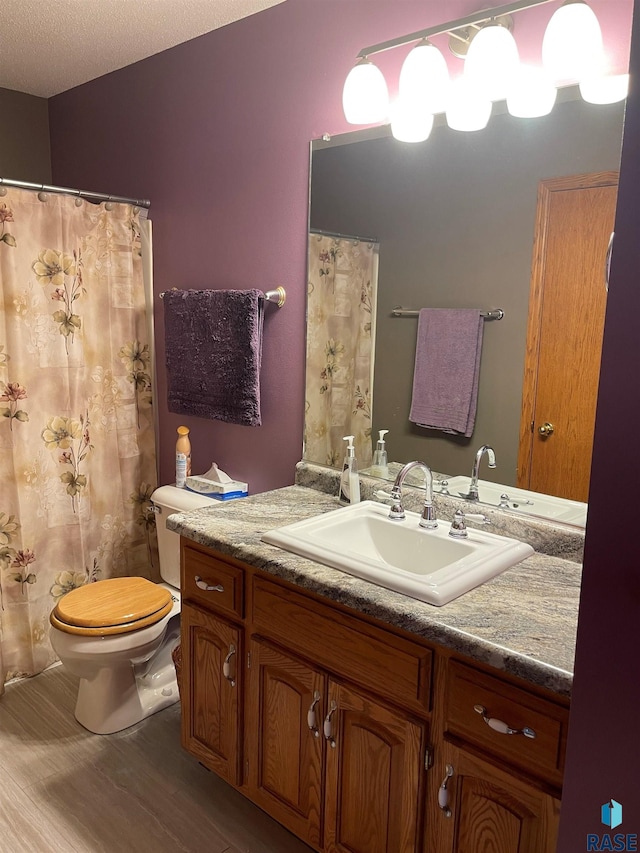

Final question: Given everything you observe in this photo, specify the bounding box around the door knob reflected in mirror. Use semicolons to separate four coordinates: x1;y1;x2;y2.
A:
537;422;554;437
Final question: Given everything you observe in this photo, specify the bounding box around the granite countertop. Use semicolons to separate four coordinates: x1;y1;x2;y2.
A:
168;485;581;698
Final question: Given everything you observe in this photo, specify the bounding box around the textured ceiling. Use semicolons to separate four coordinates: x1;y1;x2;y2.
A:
0;0;286;98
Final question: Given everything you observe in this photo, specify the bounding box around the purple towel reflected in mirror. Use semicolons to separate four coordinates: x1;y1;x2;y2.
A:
163;288;264;426
409;308;484;437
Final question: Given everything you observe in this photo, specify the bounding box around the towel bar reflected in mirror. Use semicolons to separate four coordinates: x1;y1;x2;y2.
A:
391;307;504;320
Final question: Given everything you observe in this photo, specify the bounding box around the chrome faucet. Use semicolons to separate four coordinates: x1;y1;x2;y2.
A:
464;445;496;502
387;461;438;529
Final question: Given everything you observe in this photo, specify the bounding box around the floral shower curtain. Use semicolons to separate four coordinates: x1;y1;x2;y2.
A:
305;233;379;468
0;189;156;694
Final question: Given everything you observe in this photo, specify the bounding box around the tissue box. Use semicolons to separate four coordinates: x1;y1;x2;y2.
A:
185;475;248;500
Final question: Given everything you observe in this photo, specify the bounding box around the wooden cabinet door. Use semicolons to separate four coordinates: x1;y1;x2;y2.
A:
181;603;241;786
428;744;560;853
246;638;325;850
324;680;425;853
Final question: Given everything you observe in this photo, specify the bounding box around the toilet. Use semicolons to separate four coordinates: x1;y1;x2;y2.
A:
49;485;215;735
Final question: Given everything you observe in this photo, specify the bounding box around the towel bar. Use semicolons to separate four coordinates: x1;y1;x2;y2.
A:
262;287;286;307
159;286;286;307
391;307;503;320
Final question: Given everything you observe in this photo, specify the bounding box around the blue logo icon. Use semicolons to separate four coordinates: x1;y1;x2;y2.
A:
602;800;623;830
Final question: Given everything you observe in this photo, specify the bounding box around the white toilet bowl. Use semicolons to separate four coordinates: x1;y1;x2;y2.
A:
50;594;180;734
50;485;215;734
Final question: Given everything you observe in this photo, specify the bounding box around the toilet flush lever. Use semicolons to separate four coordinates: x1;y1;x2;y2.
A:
194;576;224;593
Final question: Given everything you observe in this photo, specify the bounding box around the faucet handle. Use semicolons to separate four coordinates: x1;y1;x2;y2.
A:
449;509;489;538
377;487;405;520
388;485;405;520
437;479;450;495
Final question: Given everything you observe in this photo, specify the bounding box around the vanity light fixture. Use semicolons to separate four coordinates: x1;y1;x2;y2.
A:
342;0;625;137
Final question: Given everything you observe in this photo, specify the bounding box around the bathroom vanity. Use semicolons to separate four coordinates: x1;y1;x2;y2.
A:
169;477;580;853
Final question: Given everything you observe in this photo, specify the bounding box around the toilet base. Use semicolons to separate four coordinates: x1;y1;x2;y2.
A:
74;658;179;735
72;619;181;735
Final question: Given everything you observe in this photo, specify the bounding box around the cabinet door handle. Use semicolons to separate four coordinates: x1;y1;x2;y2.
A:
438;764;454;818
307;690;321;738
474;704;536;739
194;575;224;593
223;643;236;687
323;699;337;748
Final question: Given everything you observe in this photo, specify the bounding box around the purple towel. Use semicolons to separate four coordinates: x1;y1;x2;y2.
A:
164;289;264;426
409;308;484;437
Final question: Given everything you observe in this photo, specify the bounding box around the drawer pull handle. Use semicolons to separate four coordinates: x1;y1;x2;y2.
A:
323;699;337;748
307;690;321;738
474;704;536;739
223;643;236;687
438;765;454;818
195;575;224;593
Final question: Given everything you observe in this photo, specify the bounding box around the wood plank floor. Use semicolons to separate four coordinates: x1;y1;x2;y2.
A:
0;666;314;853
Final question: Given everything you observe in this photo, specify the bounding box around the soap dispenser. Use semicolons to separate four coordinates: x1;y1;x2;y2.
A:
370;429;389;478
339;435;361;505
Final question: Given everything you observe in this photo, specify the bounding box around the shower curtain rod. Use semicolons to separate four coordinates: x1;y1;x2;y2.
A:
0;176;151;209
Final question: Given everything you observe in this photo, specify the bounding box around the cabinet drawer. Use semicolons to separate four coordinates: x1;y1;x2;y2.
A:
252;576;432;714
444;660;569;784
182;544;244;619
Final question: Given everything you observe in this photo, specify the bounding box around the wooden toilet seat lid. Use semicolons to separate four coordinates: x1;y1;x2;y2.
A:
51;577;173;635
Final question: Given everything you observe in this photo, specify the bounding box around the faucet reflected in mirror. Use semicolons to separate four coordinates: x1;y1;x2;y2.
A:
305;87;625;527
461;445;497;502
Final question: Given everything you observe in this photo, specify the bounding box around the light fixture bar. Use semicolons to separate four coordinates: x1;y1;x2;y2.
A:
356;0;556;59
448;25;482;45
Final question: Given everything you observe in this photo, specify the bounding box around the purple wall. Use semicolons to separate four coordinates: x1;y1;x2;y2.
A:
49;0;638;837
558;0;640;844
49;0;470;493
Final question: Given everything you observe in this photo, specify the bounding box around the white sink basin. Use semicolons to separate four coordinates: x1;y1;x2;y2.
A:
262;500;534;606
442;477;587;527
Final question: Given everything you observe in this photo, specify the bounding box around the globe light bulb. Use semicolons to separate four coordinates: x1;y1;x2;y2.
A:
399;40;450;114
342;59;389;125
580;73;629;104
446;77;492;131
542;0;604;85
390;99;435;143
507;66;557;118
464;23;520;102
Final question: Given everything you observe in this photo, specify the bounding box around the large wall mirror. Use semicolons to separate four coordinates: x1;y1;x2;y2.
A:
305;89;625;525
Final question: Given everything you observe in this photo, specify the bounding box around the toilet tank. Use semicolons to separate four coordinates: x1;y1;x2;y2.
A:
151;485;216;588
